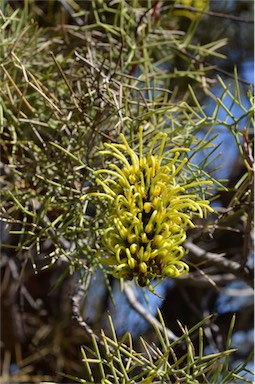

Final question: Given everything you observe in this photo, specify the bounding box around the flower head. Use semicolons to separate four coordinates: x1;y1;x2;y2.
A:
89;127;213;291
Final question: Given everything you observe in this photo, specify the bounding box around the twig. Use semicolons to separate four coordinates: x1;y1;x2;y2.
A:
123;283;178;341
178;271;240;287
241;132;254;269
168;45;252;87
59;0;84;26
71;274;143;371
70;270;100;342
184;241;254;288
172;4;253;24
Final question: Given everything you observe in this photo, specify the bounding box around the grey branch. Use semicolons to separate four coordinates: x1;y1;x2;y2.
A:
123;283;178;341
184;241;254;288
70;270;100;342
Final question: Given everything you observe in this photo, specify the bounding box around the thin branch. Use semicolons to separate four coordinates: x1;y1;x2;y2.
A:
184;241;254;288
241;134;254;269
59;0;84;26
71;275;141;370
70;270;100;342
123;283;178;341
172;4;253;24
169;45;252;87
178;272;240;287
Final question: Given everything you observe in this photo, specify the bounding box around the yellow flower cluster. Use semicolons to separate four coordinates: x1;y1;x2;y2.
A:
91;128;213;290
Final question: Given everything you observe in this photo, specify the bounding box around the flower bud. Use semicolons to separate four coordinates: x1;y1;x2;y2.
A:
129;174;136;184
141;232;149;243
128;257;136;269
139;262;147;274
130;243;138;254
153;184;161;196
153;235;163;247
143;202;152;213
163;265;179;277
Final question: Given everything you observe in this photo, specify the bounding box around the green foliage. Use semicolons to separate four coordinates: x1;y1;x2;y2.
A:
62;312;252;383
1;0;254;383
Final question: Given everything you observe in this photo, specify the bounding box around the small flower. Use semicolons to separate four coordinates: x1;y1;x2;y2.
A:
87;127;213;292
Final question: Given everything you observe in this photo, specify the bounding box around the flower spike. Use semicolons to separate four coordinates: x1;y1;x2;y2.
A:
89;127;213;292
